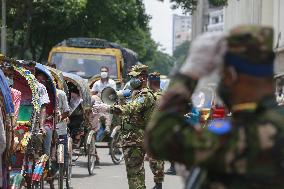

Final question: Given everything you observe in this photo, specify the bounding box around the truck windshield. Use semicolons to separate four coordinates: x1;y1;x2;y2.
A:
51;52;118;79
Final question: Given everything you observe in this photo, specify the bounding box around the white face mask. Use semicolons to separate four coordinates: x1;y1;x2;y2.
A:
101;71;108;79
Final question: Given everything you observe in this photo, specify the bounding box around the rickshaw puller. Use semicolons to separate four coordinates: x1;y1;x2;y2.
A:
23;61;51;156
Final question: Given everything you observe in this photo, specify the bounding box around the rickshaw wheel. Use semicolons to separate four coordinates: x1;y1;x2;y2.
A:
110;132;124;165
31;177;44;189
66;137;73;189
57;142;65;189
87;134;96;175
58;162;64;189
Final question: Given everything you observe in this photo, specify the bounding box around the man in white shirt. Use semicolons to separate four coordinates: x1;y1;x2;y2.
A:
91;66;116;134
91;66;116;97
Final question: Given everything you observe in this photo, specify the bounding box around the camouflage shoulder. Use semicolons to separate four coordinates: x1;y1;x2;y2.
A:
261;105;284;127
139;87;155;96
140;87;151;93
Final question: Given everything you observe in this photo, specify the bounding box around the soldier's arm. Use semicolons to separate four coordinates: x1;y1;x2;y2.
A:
119;91;154;115
146;74;207;166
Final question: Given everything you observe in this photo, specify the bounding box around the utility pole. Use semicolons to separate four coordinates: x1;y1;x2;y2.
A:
191;0;204;40
1;0;7;55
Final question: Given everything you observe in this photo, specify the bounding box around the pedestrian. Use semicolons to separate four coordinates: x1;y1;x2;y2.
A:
146;25;283;189
94;63;155;189
148;72;165;189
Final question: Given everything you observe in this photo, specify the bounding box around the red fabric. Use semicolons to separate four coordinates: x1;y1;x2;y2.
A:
13;73;32;104
10;88;21;121
212;107;226;119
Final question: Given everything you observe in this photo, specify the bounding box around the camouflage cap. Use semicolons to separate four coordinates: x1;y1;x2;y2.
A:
148;72;160;81
128;63;148;77
226;25;274;64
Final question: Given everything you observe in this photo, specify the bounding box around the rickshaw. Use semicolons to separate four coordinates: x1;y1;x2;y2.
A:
2;59;45;189
0;66;14;189
62;72;96;175
35;63;73;189
44;65;72;189
45;66;69;96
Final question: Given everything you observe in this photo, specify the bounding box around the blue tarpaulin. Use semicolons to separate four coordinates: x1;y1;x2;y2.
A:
0;69;14;114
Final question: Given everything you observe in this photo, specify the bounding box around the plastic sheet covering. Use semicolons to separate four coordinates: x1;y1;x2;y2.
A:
0;69;14;114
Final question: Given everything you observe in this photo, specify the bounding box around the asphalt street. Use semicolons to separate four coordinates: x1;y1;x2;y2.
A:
46;148;184;189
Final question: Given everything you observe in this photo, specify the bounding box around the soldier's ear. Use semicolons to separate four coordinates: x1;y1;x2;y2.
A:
222;66;238;86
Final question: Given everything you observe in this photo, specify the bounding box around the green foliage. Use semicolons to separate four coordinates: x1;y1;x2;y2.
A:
146;50;175;75
208;0;228;6
173;40;190;68
4;0;87;61
1;0;174;74
159;0;227;13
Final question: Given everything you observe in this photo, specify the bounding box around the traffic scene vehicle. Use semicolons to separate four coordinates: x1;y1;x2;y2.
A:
48;38;138;86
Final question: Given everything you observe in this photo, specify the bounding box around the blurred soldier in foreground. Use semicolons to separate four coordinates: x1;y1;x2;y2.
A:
146;25;284;189
148;72;165;189
94;64;155;189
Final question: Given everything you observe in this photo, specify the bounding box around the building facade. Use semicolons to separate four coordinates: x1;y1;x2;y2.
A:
172;14;192;53
224;0;284;73
206;9;224;32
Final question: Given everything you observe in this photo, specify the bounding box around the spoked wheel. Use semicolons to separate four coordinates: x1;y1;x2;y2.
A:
110;132;124;165
57;143;65;189
66;137;73;189
87;134;96;175
58;163;64;189
31;177;44;189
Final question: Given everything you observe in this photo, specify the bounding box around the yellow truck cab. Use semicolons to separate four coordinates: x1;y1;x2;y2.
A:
48;38;138;88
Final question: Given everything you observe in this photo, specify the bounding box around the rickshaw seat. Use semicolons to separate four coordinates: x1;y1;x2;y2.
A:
18;105;33;122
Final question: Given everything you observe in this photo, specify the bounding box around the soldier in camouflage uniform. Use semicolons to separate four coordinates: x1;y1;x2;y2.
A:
145;25;284;189
148;72;165;189
110;64;155;189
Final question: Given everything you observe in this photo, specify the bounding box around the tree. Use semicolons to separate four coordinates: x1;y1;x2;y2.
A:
146;50;175;75
1;0;174;74
4;0;87;61
158;0;227;12
173;40;190;68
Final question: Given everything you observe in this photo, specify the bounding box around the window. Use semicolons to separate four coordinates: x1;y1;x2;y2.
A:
212;16;219;24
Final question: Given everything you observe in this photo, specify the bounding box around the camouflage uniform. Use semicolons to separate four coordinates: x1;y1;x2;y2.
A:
146;26;284;189
111;64;155;189
148;72;165;185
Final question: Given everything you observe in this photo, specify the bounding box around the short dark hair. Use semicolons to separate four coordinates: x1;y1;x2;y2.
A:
100;66;109;72
23;60;36;67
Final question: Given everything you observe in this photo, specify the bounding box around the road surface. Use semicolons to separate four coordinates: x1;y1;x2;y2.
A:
47;148;184;189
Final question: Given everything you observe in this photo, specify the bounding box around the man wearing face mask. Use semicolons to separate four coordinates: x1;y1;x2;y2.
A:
94;63;155;189
91;66;116;134
91;66;116;96
145;25;284;189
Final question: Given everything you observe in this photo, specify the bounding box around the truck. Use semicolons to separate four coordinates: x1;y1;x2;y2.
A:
48;38;138;87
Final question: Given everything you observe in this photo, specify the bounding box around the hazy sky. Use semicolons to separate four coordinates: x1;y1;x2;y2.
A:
144;0;183;55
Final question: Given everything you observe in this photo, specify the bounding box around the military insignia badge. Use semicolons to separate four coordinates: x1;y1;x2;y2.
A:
136;96;145;104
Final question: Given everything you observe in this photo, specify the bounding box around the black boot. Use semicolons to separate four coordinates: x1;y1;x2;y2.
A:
152;183;162;189
164;163;176;175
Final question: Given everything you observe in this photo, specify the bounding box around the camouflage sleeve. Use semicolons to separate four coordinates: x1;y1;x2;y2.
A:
145;74;217;166
121;90;155;116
